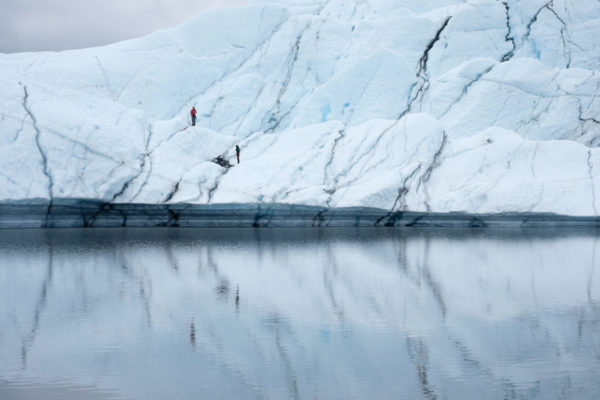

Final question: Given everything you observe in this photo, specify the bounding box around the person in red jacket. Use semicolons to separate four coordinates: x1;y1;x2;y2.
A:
190;106;197;126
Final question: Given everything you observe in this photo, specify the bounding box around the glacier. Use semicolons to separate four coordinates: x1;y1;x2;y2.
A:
1;0;600;225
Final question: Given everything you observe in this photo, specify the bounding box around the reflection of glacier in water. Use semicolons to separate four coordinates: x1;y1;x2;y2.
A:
0;228;599;400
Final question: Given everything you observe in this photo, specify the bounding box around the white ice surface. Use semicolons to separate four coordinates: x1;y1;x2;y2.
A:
1;0;599;215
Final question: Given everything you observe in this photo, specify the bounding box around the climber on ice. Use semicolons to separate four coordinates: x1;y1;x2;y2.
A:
190;106;197;126
235;145;241;164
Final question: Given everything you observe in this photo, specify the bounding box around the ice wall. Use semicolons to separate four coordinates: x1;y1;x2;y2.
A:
1;0;599;215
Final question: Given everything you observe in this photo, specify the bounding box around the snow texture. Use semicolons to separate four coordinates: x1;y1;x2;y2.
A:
1;0;599;216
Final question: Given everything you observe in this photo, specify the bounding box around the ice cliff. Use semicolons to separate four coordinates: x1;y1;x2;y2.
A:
1;0;599;216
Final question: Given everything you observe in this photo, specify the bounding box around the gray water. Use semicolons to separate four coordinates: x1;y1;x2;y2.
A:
0;228;599;399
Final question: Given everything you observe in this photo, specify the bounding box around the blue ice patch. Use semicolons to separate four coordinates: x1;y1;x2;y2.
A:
320;104;331;122
530;39;541;59
342;102;349;115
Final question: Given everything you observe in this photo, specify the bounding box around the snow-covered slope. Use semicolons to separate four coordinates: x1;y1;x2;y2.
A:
1;0;599;216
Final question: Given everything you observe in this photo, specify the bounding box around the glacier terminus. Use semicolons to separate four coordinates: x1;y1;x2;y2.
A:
1;0;599;226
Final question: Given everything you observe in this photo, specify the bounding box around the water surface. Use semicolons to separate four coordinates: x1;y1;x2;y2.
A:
1;228;599;399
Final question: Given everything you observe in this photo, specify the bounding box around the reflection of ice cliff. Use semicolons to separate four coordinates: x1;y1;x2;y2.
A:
1;0;600;216
1;229;599;399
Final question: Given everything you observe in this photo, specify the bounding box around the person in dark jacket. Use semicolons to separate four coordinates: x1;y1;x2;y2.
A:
190;106;197;126
235;145;240;164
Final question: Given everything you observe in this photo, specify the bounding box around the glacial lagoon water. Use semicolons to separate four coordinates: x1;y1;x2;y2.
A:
0;227;599;400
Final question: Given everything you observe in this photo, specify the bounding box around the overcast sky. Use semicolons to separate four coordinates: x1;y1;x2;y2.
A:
0;0;248;53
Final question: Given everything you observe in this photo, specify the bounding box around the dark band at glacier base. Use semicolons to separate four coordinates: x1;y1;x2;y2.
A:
1;199;599;228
